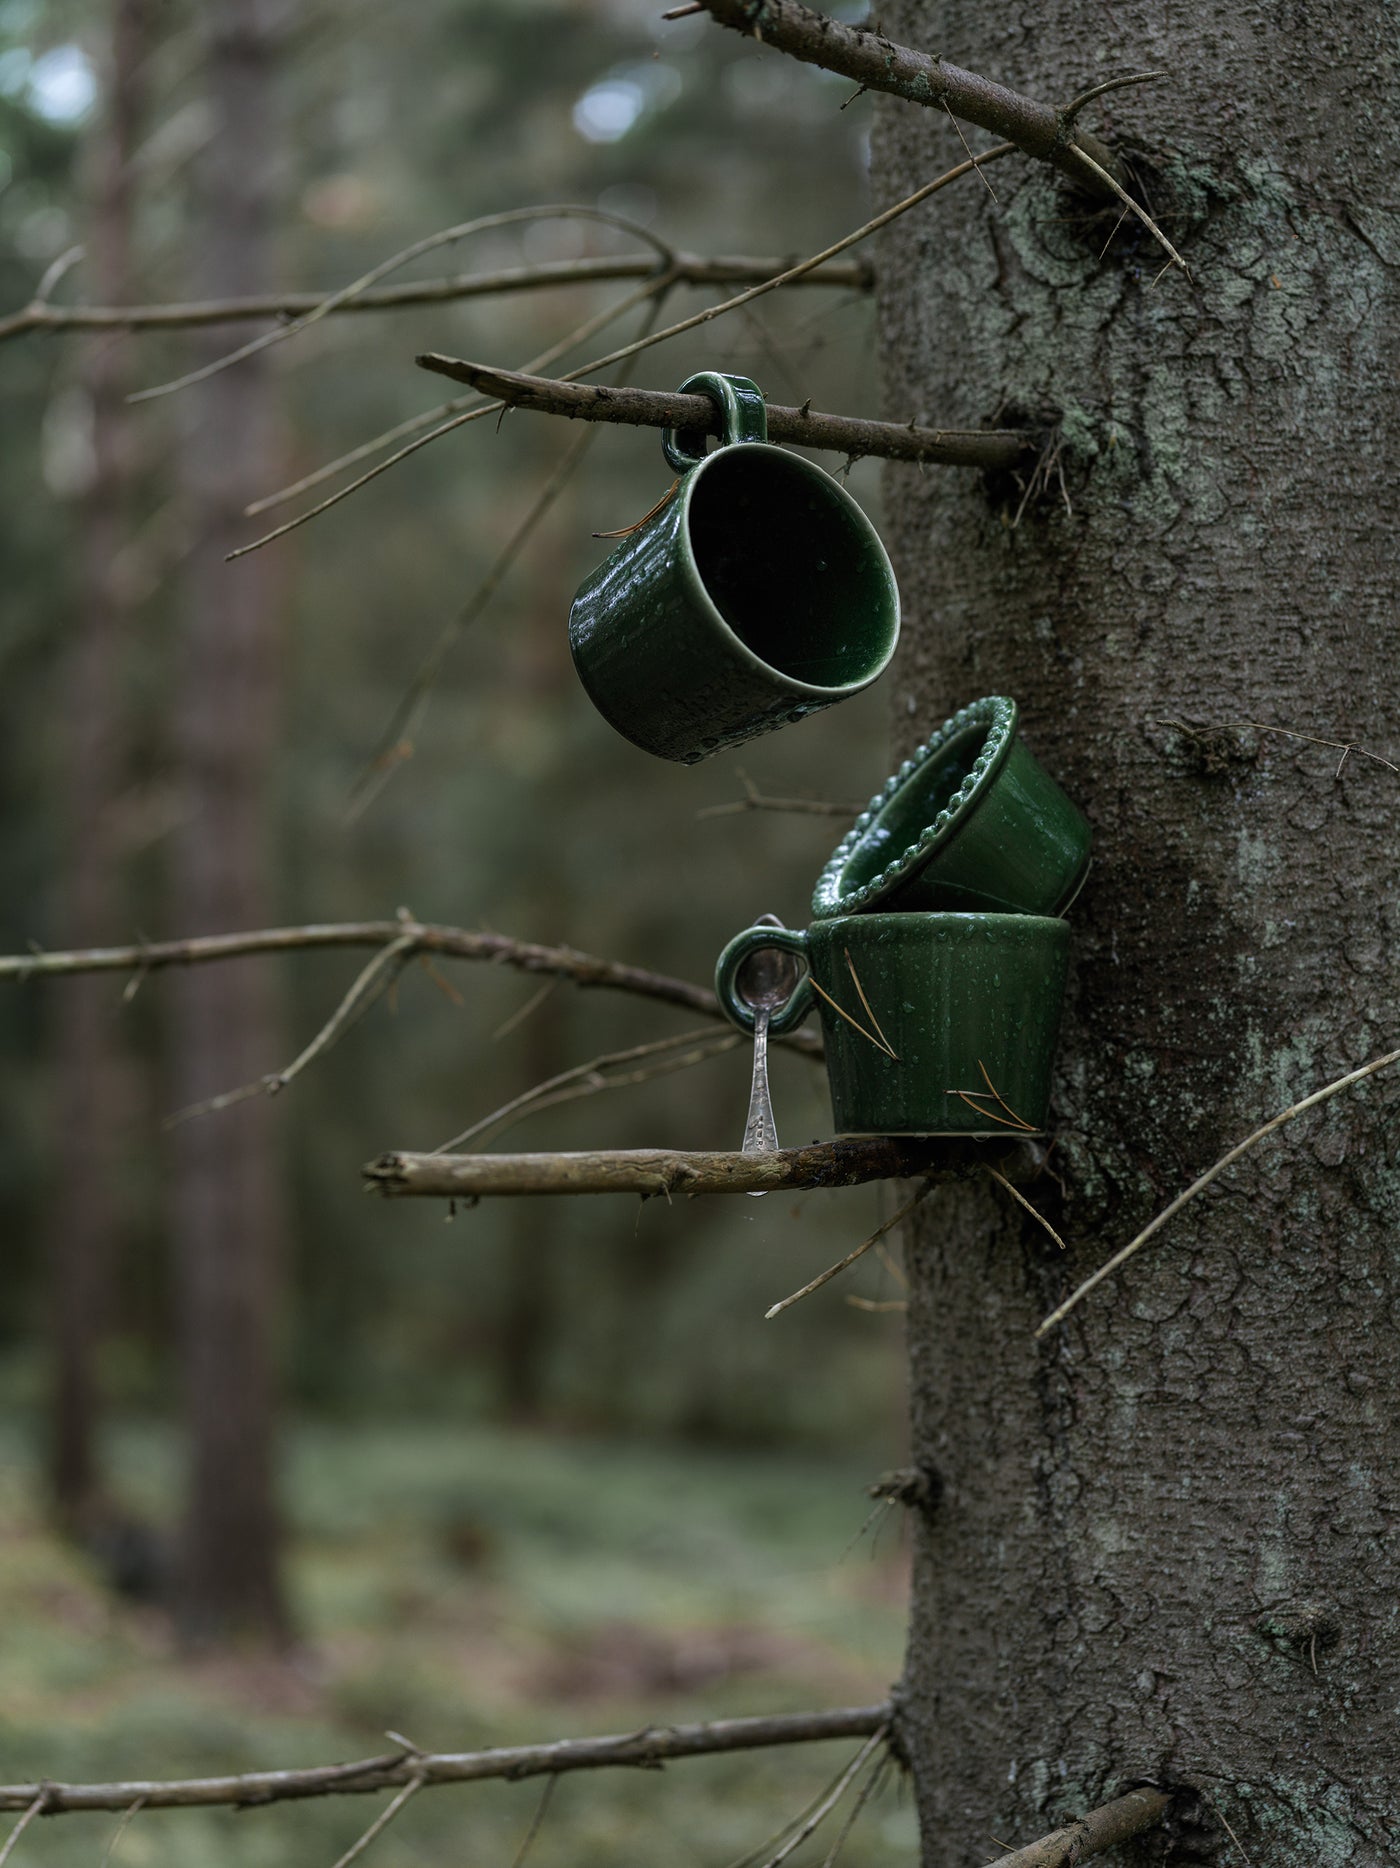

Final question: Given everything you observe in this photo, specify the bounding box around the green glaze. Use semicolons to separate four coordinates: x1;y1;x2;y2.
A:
715;912;1069;1137
811;696;1092;917
568;371;900;765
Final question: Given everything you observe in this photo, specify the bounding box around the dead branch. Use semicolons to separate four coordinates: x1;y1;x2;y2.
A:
0;917;818;1057
1037;1044;1400;1336
1160;715;1400;778
415;357;1031;470
0;1705;893;1816
365;1139;1013;1200
990;1787;1172;1866
766;1182;935;1318
0;252;871;345
691;0;1130;195
696;772;865;820
227;146;1015;560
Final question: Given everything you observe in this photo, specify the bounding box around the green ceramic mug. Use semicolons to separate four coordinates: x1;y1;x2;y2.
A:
568;372;900;764
715;912;1069;1137
812;696;1092;919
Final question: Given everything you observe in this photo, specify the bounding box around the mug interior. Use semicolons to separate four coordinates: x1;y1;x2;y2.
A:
686;449;896;690
835;722;989;893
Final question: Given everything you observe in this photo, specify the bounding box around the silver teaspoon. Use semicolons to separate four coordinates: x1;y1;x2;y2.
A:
733;914;802;1192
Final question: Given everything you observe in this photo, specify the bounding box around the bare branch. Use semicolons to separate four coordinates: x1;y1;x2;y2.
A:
434;1027;743;1154
0;1797;48;1868
365;1140;1008;1201
227;146;1014;558
0;917;820;1053
985;1166;1067;1252
227;270;673;558
696;771;865;820
691;0;1128;194
990;1787;1171;1866
346;288;675;813
126;203;676;403
0;252;871;346
1065;140;1189;279
765;1182;934;1319
0;1705;893;1816
162;930;420;1127
1160;715;1400;777
1036;1045;1400;1337
327;1774;426;1868
415;357;1031;470
753;1727;887;1868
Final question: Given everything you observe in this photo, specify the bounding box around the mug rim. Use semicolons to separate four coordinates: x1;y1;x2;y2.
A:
672;443;901;700
812;696;1020;914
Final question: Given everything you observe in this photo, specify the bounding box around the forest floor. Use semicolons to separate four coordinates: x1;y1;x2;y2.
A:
0;1419;914;1868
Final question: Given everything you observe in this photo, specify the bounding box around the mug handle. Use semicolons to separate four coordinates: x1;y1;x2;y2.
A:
663;370;768;473
714;925;814;1036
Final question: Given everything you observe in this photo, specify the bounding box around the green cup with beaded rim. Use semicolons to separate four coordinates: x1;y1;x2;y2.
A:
568;371;900;764
812;696;1092;919
715;911;1070;1137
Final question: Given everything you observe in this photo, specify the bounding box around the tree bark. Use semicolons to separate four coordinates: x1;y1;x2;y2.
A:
167;0;289;1644
47;0;150;1527
872;4;1400;1860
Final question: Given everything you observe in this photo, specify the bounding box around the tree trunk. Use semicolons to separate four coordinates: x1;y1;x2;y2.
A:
48;0;150;1528
168;0;289;1644
872;4;1400;1859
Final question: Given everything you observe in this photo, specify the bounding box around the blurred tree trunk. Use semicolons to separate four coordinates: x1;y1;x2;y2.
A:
167;0;289;1644
874;3;1400;1858
47;0;151;1529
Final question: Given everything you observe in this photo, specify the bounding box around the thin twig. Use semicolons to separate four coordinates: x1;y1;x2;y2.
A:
369;1143;997;1203
0;1797;47;1868
414;356;1029;471
818;1754;890;1868
346;288;672;812
1160;715;1400;777
696;772;865;820
693;1;1126;193
492;979;559;1043
96;1800;146;1868
986;1166;1067;1250
1057;71;1166;125
161;931;419;1127
988;1787;1171;1866
0;1705;894;1815
127;204;673;403
506;1776;558;1868
229;270;672;557
433;1027;741;1154
232;145;1016;558
944;100;998;200
0;251;871;347
765;1182;935;1318
1036;1046;1400;1337
327;1773;427;1868
753;1728;887;1868
1066;140;1190;279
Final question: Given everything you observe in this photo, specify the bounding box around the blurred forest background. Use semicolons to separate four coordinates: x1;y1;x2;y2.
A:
0;0;925;1861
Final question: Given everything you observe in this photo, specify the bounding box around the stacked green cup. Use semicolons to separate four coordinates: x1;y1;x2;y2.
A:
716;697;1091;1137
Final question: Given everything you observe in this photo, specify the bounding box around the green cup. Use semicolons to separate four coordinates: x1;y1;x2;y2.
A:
568;372;900;764
812;696;1092;918
715;912;1069;1137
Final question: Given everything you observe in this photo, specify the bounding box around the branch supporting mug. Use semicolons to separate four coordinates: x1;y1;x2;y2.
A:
715;912;1070;1137
812;696;1092;918
568;371;900;764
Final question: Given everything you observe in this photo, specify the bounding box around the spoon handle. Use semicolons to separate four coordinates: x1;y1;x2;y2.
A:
742;1006;779;1181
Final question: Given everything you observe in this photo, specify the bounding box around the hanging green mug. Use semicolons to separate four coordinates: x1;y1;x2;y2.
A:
568;372;900;764
715;911;1070;1137
812;696;1092;919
